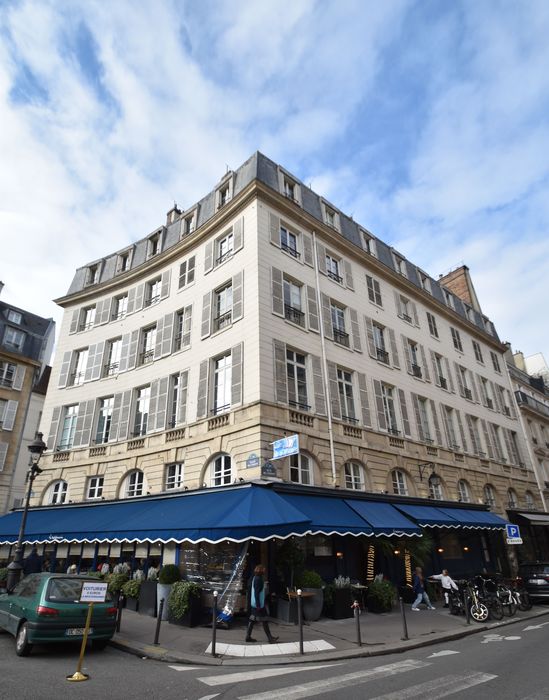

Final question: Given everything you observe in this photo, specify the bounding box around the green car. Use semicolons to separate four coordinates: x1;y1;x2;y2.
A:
0;573;117;656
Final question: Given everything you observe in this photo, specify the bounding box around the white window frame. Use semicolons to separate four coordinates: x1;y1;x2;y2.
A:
114;294;128;320
216;231;234;265
105;337;122;376
95;396;114;444
0;361;16;388
212;352;232;415
58;405;79;450
48;480;68;505
125;470;145;498
344;462;364;490
7;310;22;324
286;348;309;411
366;275;382;306
290;453;312;485
280;226;300;258
140;326;157;366
133;386;151;437
210;454;233;487
3;327;25;351
213;282;233;333
483;484;496;507
178;255;196;289
382;384;399;435
338;368;356;423
458;479;471;503
325;254;342;283
392;469;408;496
145;278;162;307
71;348;89;386
166;462;184;490
87;476;104;500
283;276;304;326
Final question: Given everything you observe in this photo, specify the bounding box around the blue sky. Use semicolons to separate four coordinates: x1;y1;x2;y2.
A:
1;0;548;363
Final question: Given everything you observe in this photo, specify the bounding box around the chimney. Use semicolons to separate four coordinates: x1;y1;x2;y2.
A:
166;203;182;226
438;265;482;313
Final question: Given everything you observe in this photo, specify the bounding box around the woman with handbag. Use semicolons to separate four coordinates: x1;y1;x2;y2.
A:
245;564;279;643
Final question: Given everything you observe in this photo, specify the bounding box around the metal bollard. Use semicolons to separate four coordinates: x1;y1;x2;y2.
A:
211;591;218;657
353;600;362;647
399;596;409;641
154;598;164;645
464;591;471;625
297;589;304;655
116;594;124;633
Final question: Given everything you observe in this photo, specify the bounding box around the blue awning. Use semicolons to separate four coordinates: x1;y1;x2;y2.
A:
276;493;375;536
345;500;421;536
395;504;508;530
436;507;509;530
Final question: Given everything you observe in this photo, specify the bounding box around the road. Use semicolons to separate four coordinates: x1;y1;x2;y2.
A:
0;618;548;700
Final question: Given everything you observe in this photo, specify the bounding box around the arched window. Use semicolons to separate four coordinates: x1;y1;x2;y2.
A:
507;489;518;509
344;462;365;490
391;469;408;496
483;484;496;507
457;479;471;503
289;454;312;485
209;454;233;487
428;474;443;500
46;480;68;505
525;491;535;509
123;470;145;498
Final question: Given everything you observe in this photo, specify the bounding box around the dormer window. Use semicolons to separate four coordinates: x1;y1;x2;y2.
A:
392;254;407;277
325;209;335;227
7;310;22;324
148;232;161;258
444;289;454;309
284;179;296;200
361;231;376;256
87;264;99;286
117;250;131;273
183;213;195;235
418;271;431;293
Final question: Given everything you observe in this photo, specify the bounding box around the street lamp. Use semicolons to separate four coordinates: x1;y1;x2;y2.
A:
6;432;47;591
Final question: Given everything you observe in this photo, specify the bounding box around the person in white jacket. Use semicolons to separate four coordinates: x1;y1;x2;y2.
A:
429;569;458;607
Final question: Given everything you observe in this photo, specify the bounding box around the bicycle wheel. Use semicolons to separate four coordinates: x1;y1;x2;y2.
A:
518;591;532;611
504;600;517;617
470;602;489;622
489;599;504;620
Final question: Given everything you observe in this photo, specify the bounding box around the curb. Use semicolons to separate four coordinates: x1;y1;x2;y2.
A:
110;607;549;667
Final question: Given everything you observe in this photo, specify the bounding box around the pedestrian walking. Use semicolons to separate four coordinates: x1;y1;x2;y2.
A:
245;564;279;644
23;547;42;575
429;569;458;608
411;567;435;611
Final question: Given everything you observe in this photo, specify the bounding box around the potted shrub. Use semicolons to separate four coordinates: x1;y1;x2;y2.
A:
157;564;181;620
167;581;202;627
107;572;129;603
366;579;396;613
122;579;142;612
297;569;324;621
332;576;353;619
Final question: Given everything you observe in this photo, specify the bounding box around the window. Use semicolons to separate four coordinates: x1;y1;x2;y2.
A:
366;276;382;306
458;479;471;503
483;317;494;336
507;489;518;509
491;424;505;461
490;351;501;373
168;373;185;427
70;348;88;386
80;306;96;331
113;294;128;320
418;271;431;293
87;476;104;500
283;277;304;326
417;397;432;442
213;352;232;414
407;341;422;378
173;307;192;352
444;289;454;309
133;386;150;437
290;453;312;485
213;282;233;332
399;296;414;324
434;354;448;389
392;469;408;496
7;310;22;324
325;207;336;228
286;349;309;410
331;302;349;347
217;231;234;264
280;226;299;258
117;251;131;273
393;254;407;277
178;256;196;288
95;397;114;444
373;323;389;364
0;361;16;388
86;264;99;285
210;454;232;487
183;213;195;235
480;377;494;409
165;462;184;490
472;340;484;363
382;384;399;435
457;366;472;400
525;491;535;509
325;254;342;283
426;312;439;339
508;431;522;465
48;480;68;505
145;278;162;307
344;462;364;490
338;368;356;423
139;326;157;366
218;184;230;208
58;405;79;450
483;484;496;507
147;232;161;258
361;231;376;256
451;327;463;352
283;178;297;201
125;470;144;498
3;327;25;351
104;338;122;376
468;415;484;456
443;406;459;450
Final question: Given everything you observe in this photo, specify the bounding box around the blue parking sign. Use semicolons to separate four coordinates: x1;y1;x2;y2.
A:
505;523;522;544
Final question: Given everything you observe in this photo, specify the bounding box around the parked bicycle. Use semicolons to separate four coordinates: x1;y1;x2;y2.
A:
450;579;489;622
474;576;504;621
506;578;533;611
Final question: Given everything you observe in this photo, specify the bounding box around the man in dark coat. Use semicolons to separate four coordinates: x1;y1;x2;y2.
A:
23;547;42;575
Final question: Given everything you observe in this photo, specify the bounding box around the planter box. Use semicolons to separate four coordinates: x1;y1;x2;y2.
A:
167;597;202;628
138;580;157;617
275;598;298;624
366;596;392;614
302;588;323;621
332;588;353;619
126;596;139;612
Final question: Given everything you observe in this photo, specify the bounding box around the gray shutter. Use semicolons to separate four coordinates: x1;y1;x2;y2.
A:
465;415;480;454
73;400;94;447
155;377;169;430
182;306;192;348
502;428;514;463
357;373;372;427
456;410;467;452
196;360;209;418
419;345;430;382
394;291;403;318
430;400;443;446
302;232;313;266
269;212;280;246
310;354;326;415
321;293;333;340
401;335;412;373
187;256;195;285
117;390;133;441
231;343;243;406
233;217;244;252
271;267;284;317
178;370;189;424
349;308;361;352
273;340;288;404
12;366;25;390
204;241;214;273
430;351;441;386
491;381;503;412
364;316;377;358
372;379;387;431
444;358;455;392
489;424;502;460
95;299;109;325
58;351;72;388
126;286;137;315
327;361;341;419
126;330;139;371
478;375;488;406
85;341;105;381
454;362;465;397
109;393;123;442
2;400;18;430
306;286;319;332
316;242;327;274
69;309;80;334
470;372;480;403
160;269;171;300
441;404;454;447
118;333;131;373
0;443;8;471
411;394;425;441
411;301;419;327
135;283;145;312
47;407;62;451
398;389;411;437
232;271;243;322
201;292;212;338
154;317;165;359
388;328;400;369
148;379;160;431
162;313;174;356
480;419;494;459
343;260;354;290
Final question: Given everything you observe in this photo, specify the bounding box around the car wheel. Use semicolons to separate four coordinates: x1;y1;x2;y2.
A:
92;639;110;651
15;622;33;657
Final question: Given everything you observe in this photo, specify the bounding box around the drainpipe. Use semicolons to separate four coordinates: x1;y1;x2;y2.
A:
312;231;337;486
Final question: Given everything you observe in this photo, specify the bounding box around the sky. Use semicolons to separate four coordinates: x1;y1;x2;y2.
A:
1;0;548;363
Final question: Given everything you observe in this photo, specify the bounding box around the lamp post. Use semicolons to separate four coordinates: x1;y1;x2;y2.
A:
6;432;47;591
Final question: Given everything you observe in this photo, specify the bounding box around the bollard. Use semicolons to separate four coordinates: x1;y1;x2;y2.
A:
297;589;304;655
399;596;409;641
154;598;164;645
116;594;124;633
464;591;471;625
353;600;362;647
211;591;218;657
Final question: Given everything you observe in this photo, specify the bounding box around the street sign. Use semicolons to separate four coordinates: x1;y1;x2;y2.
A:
505;523;523;545
246;453;260;468
272;434;299;460
80;581;108;603
261;462;277;477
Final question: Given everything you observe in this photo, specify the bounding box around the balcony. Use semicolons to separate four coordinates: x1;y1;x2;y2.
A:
78;321;94;332
402;313;412;323
376;347;390;364
144;294;161;308
289;400;311;412
284;305;305;327
388;427;401;436
341;414;359;425
216;250;233;265
486;398;494;409
0;377;14;388
333;328;350;348
411;364;422;378
281;242;300;258
327;269;343;284
503;406;511;416
464;388;473;400
515;391;549;419
211;404;230;416
139;349;154;366
104;361;119;376
214;311;232;332
69;371;85;386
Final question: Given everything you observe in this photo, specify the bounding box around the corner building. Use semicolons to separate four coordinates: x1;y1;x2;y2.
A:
1;153;541;586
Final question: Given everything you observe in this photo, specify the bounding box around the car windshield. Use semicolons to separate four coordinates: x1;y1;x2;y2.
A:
46;578;112;603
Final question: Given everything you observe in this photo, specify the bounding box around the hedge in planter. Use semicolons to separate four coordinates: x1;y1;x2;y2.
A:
168;581;202;627
107;572;129;600
297;570;324;621
366;579;396;613
332;577;353;619
122;579;142;612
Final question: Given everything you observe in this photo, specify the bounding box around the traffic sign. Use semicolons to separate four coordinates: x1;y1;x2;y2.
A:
505;523;523;545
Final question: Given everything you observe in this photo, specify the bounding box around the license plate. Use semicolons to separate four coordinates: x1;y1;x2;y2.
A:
65;628;92;636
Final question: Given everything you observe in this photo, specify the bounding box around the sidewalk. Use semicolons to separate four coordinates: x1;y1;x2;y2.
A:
110;603;549;667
